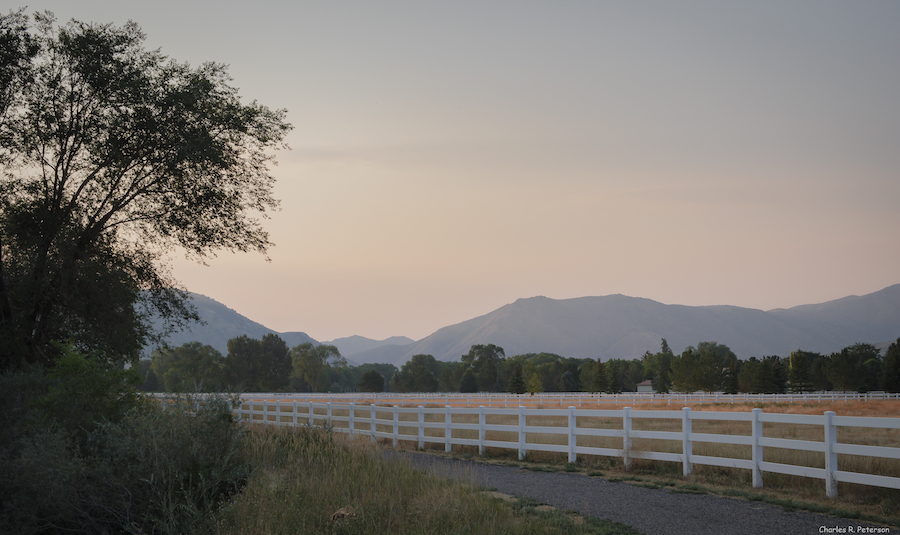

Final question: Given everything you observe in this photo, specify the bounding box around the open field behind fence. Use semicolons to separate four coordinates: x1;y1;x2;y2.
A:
235;391;900;409
234;396;900;500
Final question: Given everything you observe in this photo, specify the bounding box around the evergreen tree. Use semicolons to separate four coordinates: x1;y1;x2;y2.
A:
593;359;607;392
508;362;526;394
883;338;900;393
606;359;623;394
788;350;814;392
459;368;478;393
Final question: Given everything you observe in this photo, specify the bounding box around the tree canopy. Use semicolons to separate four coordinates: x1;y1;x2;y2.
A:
0;11;291;369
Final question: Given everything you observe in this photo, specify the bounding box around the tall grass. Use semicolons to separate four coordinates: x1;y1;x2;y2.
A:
215;424;639;535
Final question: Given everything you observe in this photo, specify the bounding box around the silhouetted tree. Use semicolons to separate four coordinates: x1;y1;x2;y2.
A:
358;370;385;393
883;339;900;393
508;362;526;394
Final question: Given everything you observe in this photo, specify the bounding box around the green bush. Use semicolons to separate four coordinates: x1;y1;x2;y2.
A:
0;356;250;534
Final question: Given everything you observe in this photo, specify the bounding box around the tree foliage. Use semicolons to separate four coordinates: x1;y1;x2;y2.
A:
0;12;290;370
290;342;344;393
223;334;292;392
883;338;900;393
671;342;736;392
826;343;879;392
461;344;506;392
358;369;384;393
507;362;526;394
151;341;223;392
391;354;440;393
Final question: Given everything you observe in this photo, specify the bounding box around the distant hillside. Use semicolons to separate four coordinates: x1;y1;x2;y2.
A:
322;335;415;357
149;285;900;367
145;293;317;356
350;285;900;365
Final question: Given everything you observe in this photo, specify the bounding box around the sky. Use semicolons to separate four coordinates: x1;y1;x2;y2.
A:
23;1;900;342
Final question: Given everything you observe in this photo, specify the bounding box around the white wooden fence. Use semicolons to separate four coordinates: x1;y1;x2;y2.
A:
235;391;900;408
235;399;900;499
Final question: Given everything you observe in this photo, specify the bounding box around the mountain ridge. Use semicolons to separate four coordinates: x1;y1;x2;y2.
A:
150;285;900;366
350;285;900;365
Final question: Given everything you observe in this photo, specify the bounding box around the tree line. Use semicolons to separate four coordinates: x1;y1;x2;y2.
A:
142;336;900;394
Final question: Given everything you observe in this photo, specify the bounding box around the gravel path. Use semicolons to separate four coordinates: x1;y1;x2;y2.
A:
389;451;893;535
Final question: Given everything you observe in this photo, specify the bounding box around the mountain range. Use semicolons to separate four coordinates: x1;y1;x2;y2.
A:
149;285;900;366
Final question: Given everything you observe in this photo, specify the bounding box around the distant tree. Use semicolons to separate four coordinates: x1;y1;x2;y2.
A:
722;358;740;394
883;339;900;393
508;362;526;394
358;370;384;393
461;344;506;392
671;342;734;392
391;354;439;393
459;368;478;393
593;359;607;392
605;359;623;394
788;350;815;392
437;367;456;392
151;341;223;392
290;342;342;392
642;340;673;394
257;334;292;392
223;335;257;391
809;353;831;391
738;356;784;394
525;372;544;393
827;343;878;392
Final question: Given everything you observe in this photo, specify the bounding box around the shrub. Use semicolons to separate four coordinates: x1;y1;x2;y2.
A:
0;355;249;534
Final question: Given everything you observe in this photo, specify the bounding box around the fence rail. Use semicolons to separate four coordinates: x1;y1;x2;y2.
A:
234;391;900;409
234;398;900;499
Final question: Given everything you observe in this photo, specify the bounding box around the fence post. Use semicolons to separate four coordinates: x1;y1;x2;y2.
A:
751;408;762;487
623;407;632;470
393;405;399;448
682;407;692;476
292;400;298;427
568;406;577;464
479;406;486;456
418;405;425;450
518;405;526;461
370;404;377;444
445;405;452;453
824;411;838;498
349;402;355;439
263;400;269;426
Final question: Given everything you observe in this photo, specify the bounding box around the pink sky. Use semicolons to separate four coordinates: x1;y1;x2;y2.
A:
32;1;900;341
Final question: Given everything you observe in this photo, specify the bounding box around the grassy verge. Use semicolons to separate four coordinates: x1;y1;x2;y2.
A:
215;424;641;535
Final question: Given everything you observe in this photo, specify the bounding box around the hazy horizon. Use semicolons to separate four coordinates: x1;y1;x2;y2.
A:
30;1;900;341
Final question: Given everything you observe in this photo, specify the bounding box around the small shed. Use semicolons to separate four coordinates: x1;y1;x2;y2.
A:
636;380;655;393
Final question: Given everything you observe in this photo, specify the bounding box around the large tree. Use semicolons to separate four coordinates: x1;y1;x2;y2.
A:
290;342;344;393
151;341;223;392
0;12;290;369
826;343;880;392
390;354;440;393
